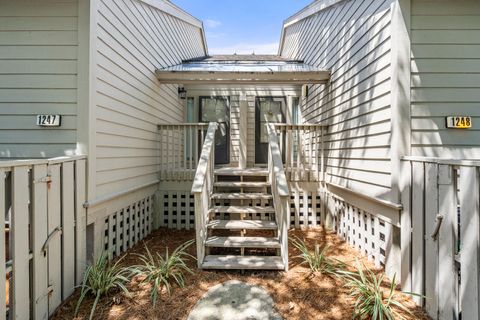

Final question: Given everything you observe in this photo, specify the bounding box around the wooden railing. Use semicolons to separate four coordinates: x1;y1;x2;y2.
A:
274;124;327;182
0;156;86;319
191;123;217;268
401;156;480;319
266;123;289;271
158;123;209;181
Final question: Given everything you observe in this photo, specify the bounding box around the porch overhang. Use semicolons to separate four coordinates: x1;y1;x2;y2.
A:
155;55;330;84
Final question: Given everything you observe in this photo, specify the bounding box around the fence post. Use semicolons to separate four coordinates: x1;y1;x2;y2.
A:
11;166;30;319
438;164;456;320
400;160;412;292
459;166;480;320
411;161;425;305
32;164;49;320
62;162;75;299
75;159;87;285
0;169;6;318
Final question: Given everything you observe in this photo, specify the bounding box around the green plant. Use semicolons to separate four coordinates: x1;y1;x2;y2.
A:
341;261;413;320
75;253;131;320
131;239;195;306
291;236;345;276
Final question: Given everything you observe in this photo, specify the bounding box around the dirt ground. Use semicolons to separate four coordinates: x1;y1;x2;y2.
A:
52;227;429;320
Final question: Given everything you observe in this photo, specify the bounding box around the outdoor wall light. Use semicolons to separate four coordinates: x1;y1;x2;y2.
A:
178;86;187;99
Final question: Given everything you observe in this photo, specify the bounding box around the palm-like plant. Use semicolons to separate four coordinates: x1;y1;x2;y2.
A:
291;236;345;276
75;253;131;320
341;261;413;320
131;239;195;306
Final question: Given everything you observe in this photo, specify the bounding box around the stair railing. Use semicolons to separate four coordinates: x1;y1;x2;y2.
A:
266;122;290;271
191;122;218;268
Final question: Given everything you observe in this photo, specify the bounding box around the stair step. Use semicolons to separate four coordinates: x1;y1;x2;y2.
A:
202;255;285;270
215;167;268;176
207;219;277;230
211;193;272;200
214;181;270;188
209;206;275;214
205;236;280;248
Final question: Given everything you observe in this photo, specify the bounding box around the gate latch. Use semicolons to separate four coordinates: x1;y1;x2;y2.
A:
430;214;444;240
42;227;62;256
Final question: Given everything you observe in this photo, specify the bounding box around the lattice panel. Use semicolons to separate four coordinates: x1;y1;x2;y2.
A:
331;196;389;268
104;195;153;258
289;190;322;228
159;191;195;230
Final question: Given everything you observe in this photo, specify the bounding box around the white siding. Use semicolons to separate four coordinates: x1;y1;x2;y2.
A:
411;0;480;158
280;0;394;200
0;0;79;158
94;0;206;198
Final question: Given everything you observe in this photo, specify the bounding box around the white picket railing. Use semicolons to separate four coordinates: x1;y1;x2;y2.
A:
266;123;290;270
0;156;86;319
158;123;209;181
274;123;326;182
402;156;480;319
191;123;217;268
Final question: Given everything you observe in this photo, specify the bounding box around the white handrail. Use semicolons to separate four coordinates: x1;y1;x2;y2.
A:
191;122;217;268
266;122;289;271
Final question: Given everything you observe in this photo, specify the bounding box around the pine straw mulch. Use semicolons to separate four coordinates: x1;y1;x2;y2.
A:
51;227;429;320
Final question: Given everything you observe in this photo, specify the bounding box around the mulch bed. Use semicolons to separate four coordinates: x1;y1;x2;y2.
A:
52;227;429;320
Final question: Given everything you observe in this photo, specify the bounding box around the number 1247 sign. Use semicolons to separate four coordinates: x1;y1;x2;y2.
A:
37;115;61;127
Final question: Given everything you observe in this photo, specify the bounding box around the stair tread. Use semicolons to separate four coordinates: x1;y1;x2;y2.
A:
202;255;285;270
211;193;272;200
205;236;280;248
214;181;270;188
209;206;275;214
215;167;268;176
207;219;277;230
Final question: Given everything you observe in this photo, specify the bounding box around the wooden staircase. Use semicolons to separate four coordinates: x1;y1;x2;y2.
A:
200;167;286;270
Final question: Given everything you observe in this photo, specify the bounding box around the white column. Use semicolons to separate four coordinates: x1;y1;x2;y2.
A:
239;92;248;169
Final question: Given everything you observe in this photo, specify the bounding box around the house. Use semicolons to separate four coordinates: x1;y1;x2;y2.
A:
0;0;479;319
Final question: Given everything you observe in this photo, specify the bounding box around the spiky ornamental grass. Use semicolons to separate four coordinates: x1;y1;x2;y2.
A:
131;239;195;306
340;261;414;320
291;236;345;277
75;253;131;320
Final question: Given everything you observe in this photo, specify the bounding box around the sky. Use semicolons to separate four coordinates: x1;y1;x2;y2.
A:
171;0;313;54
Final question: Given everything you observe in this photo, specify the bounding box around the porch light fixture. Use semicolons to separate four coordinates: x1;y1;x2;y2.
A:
178;86;187;99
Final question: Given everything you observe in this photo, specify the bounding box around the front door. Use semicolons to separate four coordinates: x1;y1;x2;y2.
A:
200;96;230;165
255;97;286;164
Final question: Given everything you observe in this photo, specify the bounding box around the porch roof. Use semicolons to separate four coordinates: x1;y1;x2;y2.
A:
155;55;330;84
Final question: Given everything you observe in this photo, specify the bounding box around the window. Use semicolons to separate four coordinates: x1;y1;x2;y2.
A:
186;97;195;123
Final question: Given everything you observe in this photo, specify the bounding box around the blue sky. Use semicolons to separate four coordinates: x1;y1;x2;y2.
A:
172;0;313;54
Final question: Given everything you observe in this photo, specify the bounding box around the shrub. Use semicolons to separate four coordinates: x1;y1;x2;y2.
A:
131;239;195;306
75;253;131;320
291;236;345;276
341;261;413;320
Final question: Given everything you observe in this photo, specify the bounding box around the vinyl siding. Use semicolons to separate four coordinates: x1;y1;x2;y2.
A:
281;0;394;200
0;0;78;158
411;0;480;158
94;0;206;197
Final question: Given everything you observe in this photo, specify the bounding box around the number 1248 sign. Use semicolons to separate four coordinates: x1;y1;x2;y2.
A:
446;116;472;129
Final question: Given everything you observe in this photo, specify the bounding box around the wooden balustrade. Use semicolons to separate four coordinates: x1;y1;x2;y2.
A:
158;123;209;181
266;123;289;270
274;123;327;182
191;122;218;268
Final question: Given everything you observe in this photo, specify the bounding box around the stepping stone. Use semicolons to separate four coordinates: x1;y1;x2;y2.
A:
187;280;282;320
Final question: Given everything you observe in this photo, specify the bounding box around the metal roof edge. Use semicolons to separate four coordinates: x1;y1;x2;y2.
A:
278;0;345;54
138;0;203;28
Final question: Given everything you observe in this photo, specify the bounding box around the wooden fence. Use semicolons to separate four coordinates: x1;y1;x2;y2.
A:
402;157;480;319
0;156;86;319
